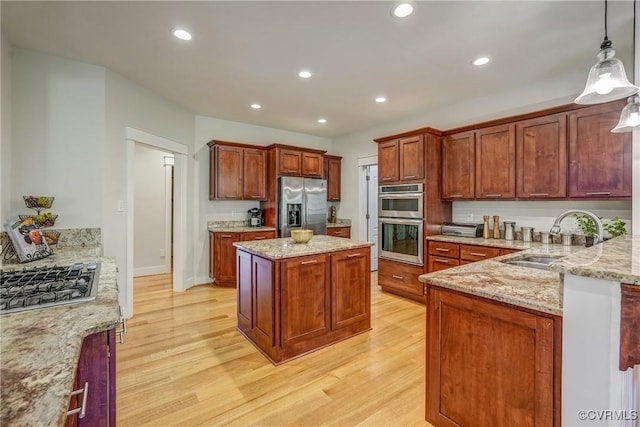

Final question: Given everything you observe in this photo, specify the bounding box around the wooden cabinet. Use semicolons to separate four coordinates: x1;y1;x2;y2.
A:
326;226;351;238
324;155;342;201
208;141;267;200
475;124;516;199
209;230;276;287
378;135;425;184
568;101;632;198
378;258;425;302
516;113;567;199
426;288;560;427
236;246;371;364
270;145;325;178
426;240;520;273
66;329;116;427
442;131;475;199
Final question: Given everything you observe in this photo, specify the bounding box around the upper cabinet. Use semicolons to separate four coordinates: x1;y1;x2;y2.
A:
325;155;342;201
568;101;632;199
378;135;425;184
475;124;516;199
269;144;325;178
442;131;475;199
516;113;567;199
208;141;267;201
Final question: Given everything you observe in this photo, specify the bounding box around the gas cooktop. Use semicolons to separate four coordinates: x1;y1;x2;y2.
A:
0;262;100;315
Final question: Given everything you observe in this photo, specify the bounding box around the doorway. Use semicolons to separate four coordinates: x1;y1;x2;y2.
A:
359;159;378;271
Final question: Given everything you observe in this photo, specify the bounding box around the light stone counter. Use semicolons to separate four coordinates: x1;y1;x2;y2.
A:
233;234;372;261
0;247;121;427
208;225;277;233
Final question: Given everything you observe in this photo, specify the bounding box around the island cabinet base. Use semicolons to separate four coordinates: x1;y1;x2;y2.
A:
426;287;562;427
237;247;371;365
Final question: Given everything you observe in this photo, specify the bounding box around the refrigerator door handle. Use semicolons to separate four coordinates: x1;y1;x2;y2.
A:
303;189;308;228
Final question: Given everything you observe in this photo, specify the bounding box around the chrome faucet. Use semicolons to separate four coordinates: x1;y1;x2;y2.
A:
549;210;604;245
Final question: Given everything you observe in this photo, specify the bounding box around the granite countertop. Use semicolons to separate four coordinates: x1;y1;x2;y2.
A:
208;225;277;233
549;235;640;285
0;247;121;427
233;234;372;261
427;234;546;250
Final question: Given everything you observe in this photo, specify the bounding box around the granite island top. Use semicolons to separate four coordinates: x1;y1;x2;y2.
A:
0;247;121;427
233;234;372;260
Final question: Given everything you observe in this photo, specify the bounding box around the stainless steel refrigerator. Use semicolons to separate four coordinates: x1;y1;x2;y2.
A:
278;176;327;237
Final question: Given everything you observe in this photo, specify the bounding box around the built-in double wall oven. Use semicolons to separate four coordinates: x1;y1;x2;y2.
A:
378;184;424;266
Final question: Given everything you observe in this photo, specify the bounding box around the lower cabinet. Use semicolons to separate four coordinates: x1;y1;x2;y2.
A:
237;247;371;364
378;258;425;303
326;226;351;238
66;329;116;427
427;240;521;273
209;230;276;287
426;288;561;427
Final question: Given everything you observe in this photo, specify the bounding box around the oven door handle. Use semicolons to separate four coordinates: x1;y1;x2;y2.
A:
378;218;424;225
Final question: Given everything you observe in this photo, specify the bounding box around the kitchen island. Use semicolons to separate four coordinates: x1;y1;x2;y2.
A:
233;235;373;365
0;247;121;427
419;236;640;427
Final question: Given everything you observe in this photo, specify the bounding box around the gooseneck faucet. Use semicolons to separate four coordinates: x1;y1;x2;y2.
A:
549;210;604;245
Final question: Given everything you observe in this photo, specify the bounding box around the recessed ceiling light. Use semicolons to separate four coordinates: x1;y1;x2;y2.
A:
472;57;491;66
250;103;262;109
298;70;312;79
173;29;192;41
391;2;414;18
317;118;327;124
375;96;387;103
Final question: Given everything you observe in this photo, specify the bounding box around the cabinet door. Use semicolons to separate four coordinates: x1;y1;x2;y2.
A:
213;232;240;287
516;114;567;199
253;255;276;348
301;152;324;177
399;135;425;181
236;250;253;332
279;149;302;175
568;102;632;198
326;226;351;238
243;148;267;200
442;132;475;199
378;140;399;183
331;249;371;330
325;156;342;201
213;145;243;199
281;254;330;353
208;232;215;279
475;124;516;199
427;289;555;427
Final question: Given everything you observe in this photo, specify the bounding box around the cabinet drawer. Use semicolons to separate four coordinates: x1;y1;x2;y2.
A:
460;244;501;262
327;227;351;238
428;256;460;272
243;231;276;241
428;241;459;258
378;259;424;297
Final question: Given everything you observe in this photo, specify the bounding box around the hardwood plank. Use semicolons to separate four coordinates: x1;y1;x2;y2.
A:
117;272;433;426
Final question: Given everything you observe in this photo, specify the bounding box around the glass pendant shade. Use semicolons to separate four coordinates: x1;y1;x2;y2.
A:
575;44;640;105
612;95;640;132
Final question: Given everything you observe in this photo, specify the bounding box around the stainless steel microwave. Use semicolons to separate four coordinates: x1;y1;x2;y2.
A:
378;183;423;219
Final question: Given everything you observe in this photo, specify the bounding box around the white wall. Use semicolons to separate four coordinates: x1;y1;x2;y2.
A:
133;144;171;276
192;115;333;284
332;70;633;240
9;48;105;228
1;31;12;225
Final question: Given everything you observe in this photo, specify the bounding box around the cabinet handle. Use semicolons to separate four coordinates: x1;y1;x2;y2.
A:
301;260;318;265
284;169;297;173
484;194;502;198
435;248;450;252
116;307;127;344
586;192;611;196
381;177;393;181
67;382;89;419
404;175;416;179
250;195;262;199
254;237;267;240
220;234;233;238
529;193;549;197
392;275;404;280
347;253;361;258
448;194;463;198
469;252;487;257
434;259;451;264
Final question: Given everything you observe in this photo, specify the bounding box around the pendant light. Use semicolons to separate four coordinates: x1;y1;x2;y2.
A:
575;0;639;105
612;0;640;133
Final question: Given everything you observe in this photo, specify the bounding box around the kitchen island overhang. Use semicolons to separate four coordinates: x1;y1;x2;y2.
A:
233;235;373;365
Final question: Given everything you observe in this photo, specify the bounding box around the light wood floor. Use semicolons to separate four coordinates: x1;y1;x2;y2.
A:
117;272;433;427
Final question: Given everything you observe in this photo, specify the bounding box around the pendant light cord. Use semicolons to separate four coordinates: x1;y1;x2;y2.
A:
601;0;612;49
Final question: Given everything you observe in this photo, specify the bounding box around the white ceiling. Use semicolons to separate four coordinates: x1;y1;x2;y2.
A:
1;1;635;138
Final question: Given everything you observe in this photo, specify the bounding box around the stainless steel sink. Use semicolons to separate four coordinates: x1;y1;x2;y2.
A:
500;254;564;271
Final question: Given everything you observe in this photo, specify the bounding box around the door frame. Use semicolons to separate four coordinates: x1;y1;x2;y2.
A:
125;127;188;318
358;155;378;270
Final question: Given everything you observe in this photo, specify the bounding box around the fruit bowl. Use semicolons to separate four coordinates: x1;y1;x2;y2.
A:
42;230;61;245
19;214;58;227
291;229;313;243
23;196;55;210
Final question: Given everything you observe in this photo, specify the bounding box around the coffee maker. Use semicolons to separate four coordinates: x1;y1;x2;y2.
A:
248;208;263;227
